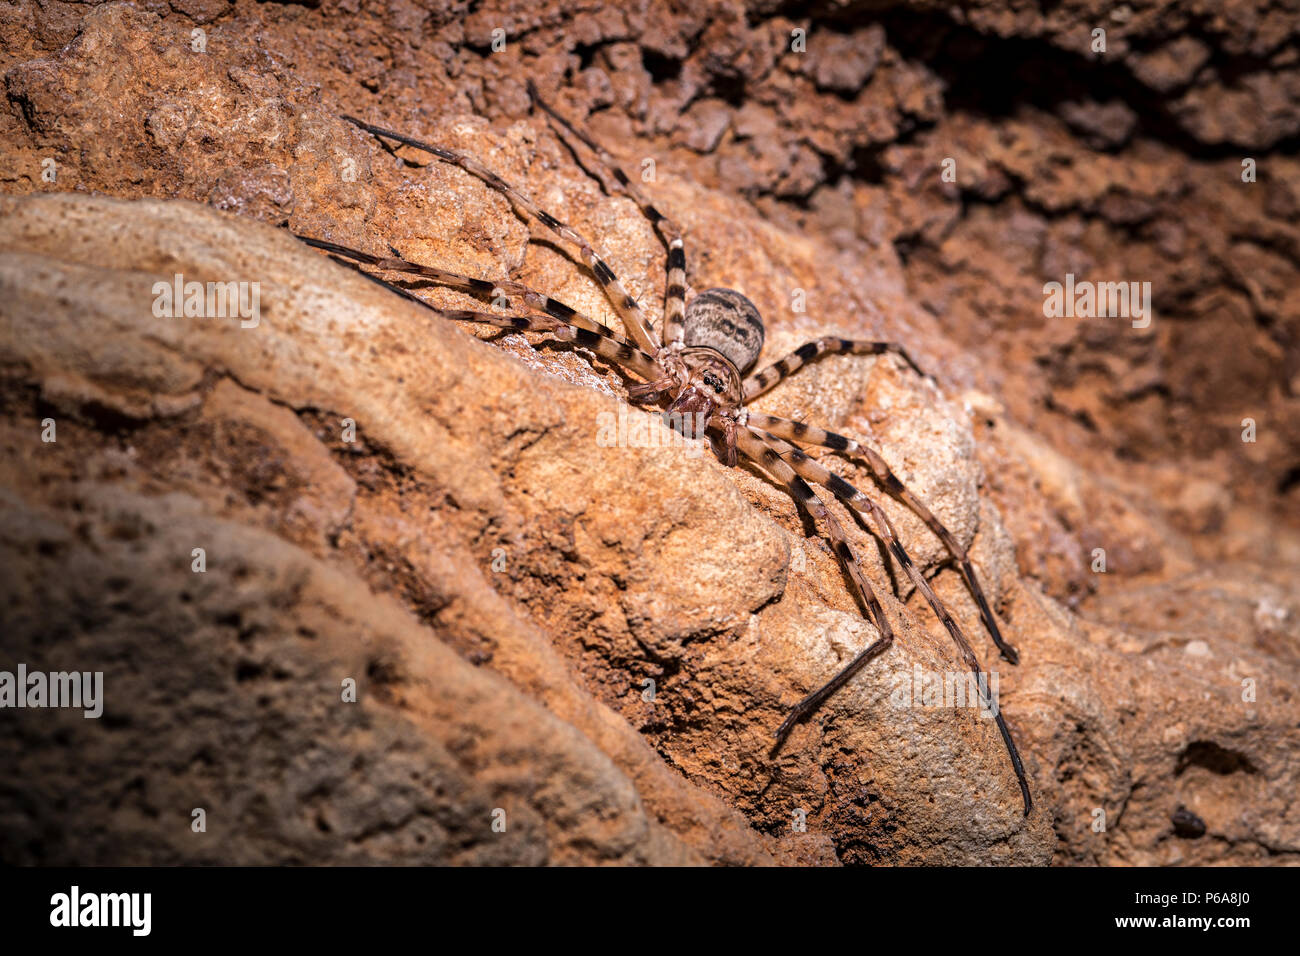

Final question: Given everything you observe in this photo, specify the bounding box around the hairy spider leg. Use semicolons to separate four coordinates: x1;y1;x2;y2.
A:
296;235;630;344
744;337;932;403
301;237;663;382
746;410;1019;665
526;82;689;348
757;428;1032;816
342;115;662;357
730;427;896;742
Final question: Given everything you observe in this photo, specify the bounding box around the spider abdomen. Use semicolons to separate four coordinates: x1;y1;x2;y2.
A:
682;288;765;373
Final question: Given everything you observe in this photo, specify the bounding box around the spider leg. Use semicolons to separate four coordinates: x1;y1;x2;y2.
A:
295;235;622;342
756;427;1031;815
728;428;895;745
341;114;662;357
746;411;1019;665
307;242;663;382
743;337;932;403
526;82;689;347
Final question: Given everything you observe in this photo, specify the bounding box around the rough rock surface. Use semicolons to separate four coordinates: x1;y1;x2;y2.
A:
1;1;1298;865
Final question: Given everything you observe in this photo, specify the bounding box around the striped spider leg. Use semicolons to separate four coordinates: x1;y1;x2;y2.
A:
755;427;1032;815
341;114;664;358
298;236;626;341
729;427;897;729
526;83;690;349
298;236;663;382
744;336;932;402
744;410;1020;665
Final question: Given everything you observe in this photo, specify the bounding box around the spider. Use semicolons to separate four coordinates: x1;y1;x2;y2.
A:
297;83;1033;817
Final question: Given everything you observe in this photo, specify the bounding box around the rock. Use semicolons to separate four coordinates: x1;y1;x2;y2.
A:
674;97;731;153
1057;99;1138;150
1128;36;1211;93
0;0;1297;866
802;25;885;94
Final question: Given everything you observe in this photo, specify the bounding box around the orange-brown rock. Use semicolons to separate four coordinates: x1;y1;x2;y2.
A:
1;0;1297;865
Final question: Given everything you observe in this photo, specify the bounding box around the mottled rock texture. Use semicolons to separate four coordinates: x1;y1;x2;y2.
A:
1;1;1297;865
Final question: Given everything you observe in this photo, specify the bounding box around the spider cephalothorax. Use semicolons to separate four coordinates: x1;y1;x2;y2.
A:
300;85;1034;817
642;289;762;464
